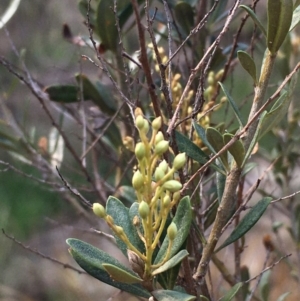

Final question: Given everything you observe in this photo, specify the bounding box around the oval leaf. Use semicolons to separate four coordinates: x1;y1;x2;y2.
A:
267;0;293;54
223;133;245;168
206;127;229;170
237;50;257;84
215;197;272;252
174;2;194;36
45;85;79;103
96;0;118;52
152;250;189;276
290;5;300;31
240;5;266;36
66;239;151;298
220;282;243;301
152;289;196;301
154;196;192;265
102;263;143;284
106;196;145;256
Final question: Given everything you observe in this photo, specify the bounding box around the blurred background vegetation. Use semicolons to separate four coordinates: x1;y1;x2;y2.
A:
1;1;300;300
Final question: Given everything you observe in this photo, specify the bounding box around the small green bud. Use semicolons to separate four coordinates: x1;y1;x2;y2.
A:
142;120;149;134
155;131;164;144
155;140;169;155
154;167;165;182
158;160;169;173
173;152;186;170
215;69;224;81
138;201;150;219
93;203;106;218
115;225;124;235
135;142;146;160
167;222;177;241
163;180;182;192
132;170;144;190
173;191;181;202
135;115;145;130
152;116;162;130
163;195;171;208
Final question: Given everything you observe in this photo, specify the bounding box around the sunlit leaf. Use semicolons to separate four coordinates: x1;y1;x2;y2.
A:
66;239;151;298
215;197;272;252
154;196;192;265
152;250;189;276
106;196;145;256
0;0;21;29
102;263;143;284
267;0;293;54
276;292;290;301
152;289;196;301
237;50;257;84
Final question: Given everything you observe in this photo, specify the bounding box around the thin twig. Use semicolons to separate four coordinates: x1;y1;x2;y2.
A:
2;229;89;276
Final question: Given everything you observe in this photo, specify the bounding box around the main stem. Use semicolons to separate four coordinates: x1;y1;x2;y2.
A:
193;50;277;295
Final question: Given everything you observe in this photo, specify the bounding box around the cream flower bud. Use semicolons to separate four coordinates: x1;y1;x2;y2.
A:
123;136;135;152
152;116;162;130
167;222;177;241
158;160;169;173
173;152;186;170
138;201;150;219
163;180;182;192
155;140;169;155
135;142;146;160
93;203;106;218
163;195;171;208
154;167;165;182
142;120;149;134
135;115;145;130
132;170;144;190
155;131;164;144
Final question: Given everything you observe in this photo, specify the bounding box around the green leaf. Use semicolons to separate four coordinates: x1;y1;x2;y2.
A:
152;250;189;276
66;239;151;298
206;127;229;170
276;292;290;301
260;270;271;301
154;196;192;265
75;74;116;115
96;0;118;52
102;263;143;284
290;5;300;31
260;70;298;138
242;162;257;177
192;121;215;154
240;266;250;300
106;196;145;256
242;110;267;165
45;85;79;103
152;289;196;301
237;50;257;84
219;82;245;128
240;5;266;36
215;197;272;252
223;133;245;168
174;2;194;36
173;129;209;165
267;0;293;54
220;283;243;301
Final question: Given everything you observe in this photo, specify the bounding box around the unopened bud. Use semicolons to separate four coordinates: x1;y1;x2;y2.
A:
207;71;215;85
138;201;150;219
135;115;145;130
132;170;144;190
163;180;182;192
142;120;149;134
173;191;181;202
155;140;169;155
158;160;169;173
167;222;177;241
215;69;224;81
134;107;143;117
173;153;186;170
93;203;106;218
152;116;162;130
135;142;146;160
123;136;135;152
155;131;164;144
154;167;165;182
163;195;171;208
115;225;124;236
